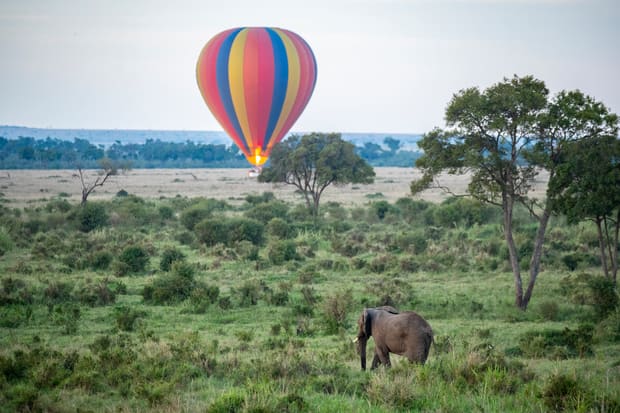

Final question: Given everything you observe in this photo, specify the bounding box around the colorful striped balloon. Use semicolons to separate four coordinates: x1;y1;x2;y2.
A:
196;27;317;167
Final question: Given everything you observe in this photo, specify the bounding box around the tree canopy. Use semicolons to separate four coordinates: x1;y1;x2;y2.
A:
412;74;618;309
258;132;375;217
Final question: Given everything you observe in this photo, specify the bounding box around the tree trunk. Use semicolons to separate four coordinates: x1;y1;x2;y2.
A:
522;206;551;310
609;210;619;285
596;217;610;279
502;193;523;308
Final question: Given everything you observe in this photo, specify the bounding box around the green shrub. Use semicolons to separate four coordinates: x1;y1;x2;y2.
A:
0;305;33;328
43;281;74;308
0;228;13;256
366;369;421;410
188;283;220;313
76;202;109;232
194;218;229;246
73;280;116;306
159;247;185;272
267;239;298;265
1;277;34;306
538;300;560;321
180;199;228;230
235;279;263;307
244;200;289;222
158;205;174;220
587;276;619;320
267;217;292;239
114;305;146;331
143;262;196;305
118;245;149;274
206;389;246;413
51;303;81;335
542;373;589;413
227;217;265;246
322;289;353;334
244;191;275;205
89;250;113;270
517;324;594;358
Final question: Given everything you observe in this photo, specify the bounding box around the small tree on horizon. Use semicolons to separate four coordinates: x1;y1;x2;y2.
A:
77;157;131;204
258;133;375;217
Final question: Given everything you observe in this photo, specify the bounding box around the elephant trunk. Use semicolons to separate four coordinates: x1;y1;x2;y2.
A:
359;338;367;371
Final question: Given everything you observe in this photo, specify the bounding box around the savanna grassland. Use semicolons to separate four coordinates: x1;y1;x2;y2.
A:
0;168;618;413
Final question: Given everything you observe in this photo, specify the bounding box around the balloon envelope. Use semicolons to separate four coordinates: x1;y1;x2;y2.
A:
196;27;317;166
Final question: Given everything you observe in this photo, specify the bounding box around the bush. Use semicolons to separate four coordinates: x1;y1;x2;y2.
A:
158;205;174;220
89;250;113;270
189;283;220;312
159;247;185;272
235;279;263;307
114;305;145;331
542;374;589;413
43;281;74;308
366;369;420;410
194;218;229;246
143;262;196;305
322;289;353;334
587;276;619;320
118;245;149;274
244;200;289;223
73;280;116;306
1;277;34;306
180;199;228;230
0;228;13;256
227;217;265;246
267;217;292;239
517;324;594;358
76;202;109;232
267;239;298;265
206;389;245;413
538;300;560;321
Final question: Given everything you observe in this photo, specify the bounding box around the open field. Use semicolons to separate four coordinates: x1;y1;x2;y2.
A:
0;167;550;207
1;167;617;413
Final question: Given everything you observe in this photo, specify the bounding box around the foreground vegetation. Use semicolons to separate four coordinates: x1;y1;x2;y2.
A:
1;192;619;412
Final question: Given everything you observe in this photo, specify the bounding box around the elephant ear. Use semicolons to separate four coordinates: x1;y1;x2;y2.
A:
362;309;372;337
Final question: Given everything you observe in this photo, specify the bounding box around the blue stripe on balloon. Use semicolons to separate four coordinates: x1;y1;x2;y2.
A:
263;28;289;150
216;28;248;153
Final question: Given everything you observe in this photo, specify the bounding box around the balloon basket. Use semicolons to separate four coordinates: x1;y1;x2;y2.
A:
247;166;262;178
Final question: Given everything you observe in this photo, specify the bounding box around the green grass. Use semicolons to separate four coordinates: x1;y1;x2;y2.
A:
0;195;618;412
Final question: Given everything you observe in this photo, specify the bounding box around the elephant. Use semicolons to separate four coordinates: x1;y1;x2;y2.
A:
354;306;433;370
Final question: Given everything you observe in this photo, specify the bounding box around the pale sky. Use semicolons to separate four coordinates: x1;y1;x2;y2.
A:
1;0;618;134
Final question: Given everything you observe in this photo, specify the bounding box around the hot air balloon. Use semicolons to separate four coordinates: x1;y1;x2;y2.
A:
196;27;317;168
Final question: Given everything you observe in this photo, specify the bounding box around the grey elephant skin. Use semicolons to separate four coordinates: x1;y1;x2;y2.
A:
355;306;433;370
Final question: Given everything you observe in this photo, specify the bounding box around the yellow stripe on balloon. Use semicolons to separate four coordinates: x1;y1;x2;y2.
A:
267;28;300;151
228;29;252;148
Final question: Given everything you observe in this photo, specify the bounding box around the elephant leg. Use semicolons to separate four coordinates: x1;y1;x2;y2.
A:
373;348;391;368
371;353;381;370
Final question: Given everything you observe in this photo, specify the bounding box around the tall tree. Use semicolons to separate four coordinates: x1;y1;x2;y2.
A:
411;75;618;310
548;134;620;284
258;133;375;217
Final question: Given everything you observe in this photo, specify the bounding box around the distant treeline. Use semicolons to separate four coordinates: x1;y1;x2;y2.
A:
0;136;421;169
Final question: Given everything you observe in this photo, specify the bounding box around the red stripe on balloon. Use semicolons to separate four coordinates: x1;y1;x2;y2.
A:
243;28;274;151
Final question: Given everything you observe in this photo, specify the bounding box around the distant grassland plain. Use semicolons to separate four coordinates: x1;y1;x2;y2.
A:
0;167;549;206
